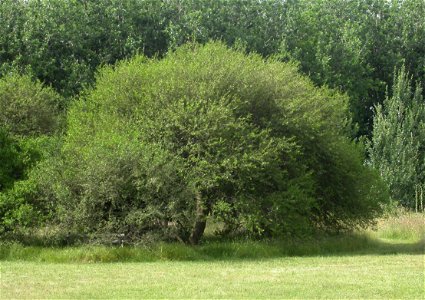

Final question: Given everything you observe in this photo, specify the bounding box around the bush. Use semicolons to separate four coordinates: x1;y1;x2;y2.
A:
0;135;61;235
0;127;23;192
40;42;388;244
0;74;62;234
0;73;62;136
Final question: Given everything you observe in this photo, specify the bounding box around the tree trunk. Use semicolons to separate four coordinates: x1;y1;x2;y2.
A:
189;192;207;245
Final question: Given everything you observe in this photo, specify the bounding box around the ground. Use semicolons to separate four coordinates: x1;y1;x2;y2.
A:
1;254;423;299
1;212;424;299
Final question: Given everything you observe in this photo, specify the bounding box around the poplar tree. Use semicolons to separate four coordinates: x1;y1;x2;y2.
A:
369;67;425;209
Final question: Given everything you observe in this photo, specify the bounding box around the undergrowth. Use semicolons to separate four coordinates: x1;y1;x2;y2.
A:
1;234;423;263
1;212;423;263
367;211;425;242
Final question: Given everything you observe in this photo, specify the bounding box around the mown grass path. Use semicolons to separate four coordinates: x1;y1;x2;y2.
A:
1;254;424;299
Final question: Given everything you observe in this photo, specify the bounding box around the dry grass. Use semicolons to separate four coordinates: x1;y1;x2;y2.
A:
368;211;425;242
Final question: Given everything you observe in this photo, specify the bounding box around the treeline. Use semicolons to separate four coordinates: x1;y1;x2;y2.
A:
0;0;424;244
1;0;424;135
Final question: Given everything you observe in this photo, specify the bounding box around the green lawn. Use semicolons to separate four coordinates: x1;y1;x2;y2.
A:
1;254;424;299
1;212;424;299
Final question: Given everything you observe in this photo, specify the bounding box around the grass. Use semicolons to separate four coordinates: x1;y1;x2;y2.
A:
368;211;425;242
1;212;424;298
1;255;423;299
0;234;424;263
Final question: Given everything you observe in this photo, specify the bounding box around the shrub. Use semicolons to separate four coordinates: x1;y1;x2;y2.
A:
0;127;23;192
43;42;388;243
0;74;62;234
0;73;62;136
0;135;61;235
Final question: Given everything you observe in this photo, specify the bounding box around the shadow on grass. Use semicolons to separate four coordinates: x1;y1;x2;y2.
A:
1;233;424;263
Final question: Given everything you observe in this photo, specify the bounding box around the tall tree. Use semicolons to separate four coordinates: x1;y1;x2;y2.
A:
369;67;425;209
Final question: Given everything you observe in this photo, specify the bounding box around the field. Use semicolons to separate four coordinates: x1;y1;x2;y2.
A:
2;254;423;299
1;213;424;299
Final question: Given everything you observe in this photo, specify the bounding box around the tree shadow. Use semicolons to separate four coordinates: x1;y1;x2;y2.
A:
0;233;423;263
181;234;425;261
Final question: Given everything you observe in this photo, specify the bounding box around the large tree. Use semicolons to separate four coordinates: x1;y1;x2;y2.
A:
36;42;388;244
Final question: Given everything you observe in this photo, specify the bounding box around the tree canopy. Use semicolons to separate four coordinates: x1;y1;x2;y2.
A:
1;0;423;137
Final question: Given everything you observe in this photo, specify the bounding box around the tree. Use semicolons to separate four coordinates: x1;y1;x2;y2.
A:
36;42;388;244
165;0;286;56
0;0;169;97
1;0;423;140
369;67;425;209
280;0;425;136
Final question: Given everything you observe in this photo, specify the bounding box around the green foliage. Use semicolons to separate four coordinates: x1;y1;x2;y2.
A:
0;73;62;136
0;0;169;97
0;128;23;192
280;0;425;136
1;0;423;139
165;0;286;57
0;180;40;234
368;67;425;209
0;135;60;234
0;72;62;195
281;0;375;134
0;74;62;234
38;42;388;243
